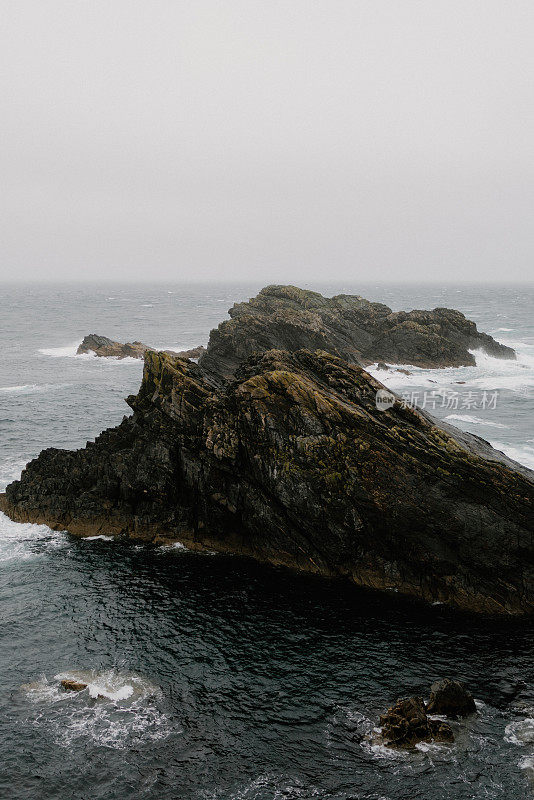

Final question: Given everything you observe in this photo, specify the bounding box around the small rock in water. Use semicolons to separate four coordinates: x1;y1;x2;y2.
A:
426;678;476;717
376;361;389;371
379;696;454;747
395;368;412;375
61;679;87;692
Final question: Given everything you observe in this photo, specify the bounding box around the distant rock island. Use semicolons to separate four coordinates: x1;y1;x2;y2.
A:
2;317;532;614
77;333;205;361
78;286;515;372
198;285;515;380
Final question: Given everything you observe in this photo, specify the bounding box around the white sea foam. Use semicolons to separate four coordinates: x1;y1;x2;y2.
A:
38;342;142;365
519;754;534;773
200;774;326;799
20;668;170;749
88;683;134;701
157;540;189;552
0;512;67;564
0;383;62;395
82;534;114;541
415;740;450;753
490;442;534;471
0;384;35;393
505;718;534;745
38;342;80;358
444;414;508;429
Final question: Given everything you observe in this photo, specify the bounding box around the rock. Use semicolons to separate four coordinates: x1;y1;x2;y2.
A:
426;679;476;717
77;334;151;359
173;345;206;360
376;362;389;371
61;679;87;692
2;348;533;615
198;285;515;380
379;696;454;747
395;368;412;375
76;334;205;361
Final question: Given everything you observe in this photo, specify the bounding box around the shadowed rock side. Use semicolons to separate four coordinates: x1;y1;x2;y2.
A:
198;285;515;380
77;334;205;360
2;348;533;615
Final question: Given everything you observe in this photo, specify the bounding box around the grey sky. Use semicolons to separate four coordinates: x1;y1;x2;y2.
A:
1;1;533;283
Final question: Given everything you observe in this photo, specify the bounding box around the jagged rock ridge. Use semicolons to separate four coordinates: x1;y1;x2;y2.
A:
199;285;515;380
2;348;532;614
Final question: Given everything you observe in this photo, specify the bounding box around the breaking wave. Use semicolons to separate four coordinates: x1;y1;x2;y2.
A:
19;668;171;750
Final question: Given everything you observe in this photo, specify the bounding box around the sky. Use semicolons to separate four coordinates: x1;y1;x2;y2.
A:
1;1;533;284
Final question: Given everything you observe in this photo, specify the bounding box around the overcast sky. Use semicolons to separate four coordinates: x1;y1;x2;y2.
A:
1;1;533;283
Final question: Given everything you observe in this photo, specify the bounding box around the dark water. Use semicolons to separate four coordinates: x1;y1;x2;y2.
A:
1;282;533;799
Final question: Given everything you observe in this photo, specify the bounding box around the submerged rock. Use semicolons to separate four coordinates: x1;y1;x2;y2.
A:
2;347;533;614
77;334;205;361
61;679;87;692
379;696;454;747
426;679;477;717
198;285;515;380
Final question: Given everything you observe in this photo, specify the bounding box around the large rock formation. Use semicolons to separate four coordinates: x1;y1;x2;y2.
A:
77;334;205;360
198;285;515;380
379;696;454;747
2;347;533;614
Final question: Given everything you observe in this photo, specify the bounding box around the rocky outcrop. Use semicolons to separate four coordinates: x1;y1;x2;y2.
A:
379;696;454;747
198;285;515;380
2;347;533;614
426;679;476;717
77;334;205;360
61;679;87;692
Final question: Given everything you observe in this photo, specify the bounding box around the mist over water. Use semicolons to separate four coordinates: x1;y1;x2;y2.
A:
1;282;533;799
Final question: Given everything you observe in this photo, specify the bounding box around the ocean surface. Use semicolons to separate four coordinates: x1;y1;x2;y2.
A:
0;281;533;800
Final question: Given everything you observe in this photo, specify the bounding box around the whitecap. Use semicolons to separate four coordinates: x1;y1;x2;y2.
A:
21;668;171;750
444;414;508;429
158;540;189;552
0;513;67;564
0;384;35;393
490;442;534;471
519;754;534;773
0;384;62;395
504;718;534;745
82;534;114;541
38;342;80;358
362;737;410;760
88;683;134;701
415;740;450;753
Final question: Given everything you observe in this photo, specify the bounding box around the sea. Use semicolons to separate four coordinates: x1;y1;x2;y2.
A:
0;281;533;800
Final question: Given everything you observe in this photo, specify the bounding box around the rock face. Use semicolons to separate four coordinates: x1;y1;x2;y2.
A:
77;334;205;360
61;679;87;692
426;679;477;717
379;696;454;747
2;347;533;614
198;285;515;380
